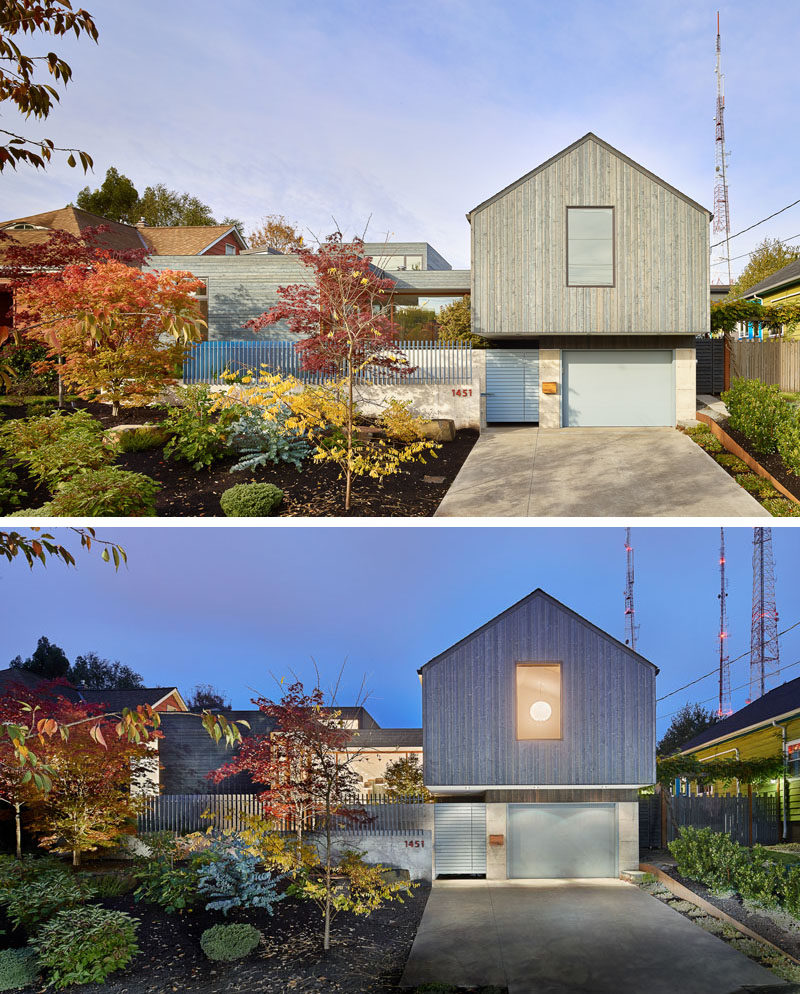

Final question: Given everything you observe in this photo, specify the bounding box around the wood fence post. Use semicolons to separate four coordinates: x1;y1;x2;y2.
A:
660;786;668;849
748;784;753;847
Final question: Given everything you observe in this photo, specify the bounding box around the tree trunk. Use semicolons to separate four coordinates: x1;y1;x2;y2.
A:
345;342;354;513
112;399;120;417
72;848;80;868
14;803;22;860
323;790;332;952
58;355;64;409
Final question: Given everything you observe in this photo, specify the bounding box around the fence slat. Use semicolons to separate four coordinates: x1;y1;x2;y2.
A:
639;794;779;848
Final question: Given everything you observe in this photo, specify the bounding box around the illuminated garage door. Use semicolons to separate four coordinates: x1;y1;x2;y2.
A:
507;804;617;878
562;350;674;427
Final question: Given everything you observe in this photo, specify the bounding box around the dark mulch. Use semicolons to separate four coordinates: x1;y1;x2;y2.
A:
655;861;800;962
0;400;478;518
718;417;800;502
4;885;431;994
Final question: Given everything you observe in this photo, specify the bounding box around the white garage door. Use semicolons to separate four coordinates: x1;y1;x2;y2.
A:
562;349;674;427
434;803;487;876
507;804;617;878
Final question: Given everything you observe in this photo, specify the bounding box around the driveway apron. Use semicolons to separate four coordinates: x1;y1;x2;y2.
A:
434;427;769;517
399;880;787;994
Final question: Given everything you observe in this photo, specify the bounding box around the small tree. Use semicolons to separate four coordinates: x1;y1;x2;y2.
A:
226;233;439;511
69;652;143;690
136;184;216;227
248;214;304;253
188;684;230;711
657;702;718;756
383;754;429;800
76;166;140;223
437;295;489;347
19;259;206;416
731;237;800;298
10;635;70;679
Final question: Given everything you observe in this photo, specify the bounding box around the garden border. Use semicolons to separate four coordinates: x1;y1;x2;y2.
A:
640;862;800;967
695;412;800;507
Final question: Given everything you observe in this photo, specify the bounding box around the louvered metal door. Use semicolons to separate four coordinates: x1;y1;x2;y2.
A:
486;349;539;423
434;803;487;876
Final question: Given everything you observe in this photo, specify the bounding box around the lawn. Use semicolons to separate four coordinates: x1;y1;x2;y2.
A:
0;397;477;518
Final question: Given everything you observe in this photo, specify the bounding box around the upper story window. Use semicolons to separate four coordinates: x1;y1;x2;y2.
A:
372;254;423;272
225;243;237;255
788;740;800;777
515;662;562;740
566;207;614;287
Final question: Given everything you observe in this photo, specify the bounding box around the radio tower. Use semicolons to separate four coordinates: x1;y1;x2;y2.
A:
714;11;733;285
717;528;732;716
749;528;780;702
624;528;639;652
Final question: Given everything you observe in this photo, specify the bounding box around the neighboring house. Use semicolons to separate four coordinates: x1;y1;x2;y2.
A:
335;728;423;796
420;588;657;879
678;675;800;842
710;283;731;303
742;259;800;308
0;668;184;714
470;133;709;427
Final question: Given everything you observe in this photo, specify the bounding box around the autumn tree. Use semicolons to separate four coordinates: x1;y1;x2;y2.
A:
731;237;800;298
220;233;438;511
437;295;488;347
188;683;229;711
19;258;206;415
657;702;718;757
0;1;98;172
69;651;143;690
9;635;69;680
383;754;429;800
211;677;376;950
76;166;139;223
248;214;304;253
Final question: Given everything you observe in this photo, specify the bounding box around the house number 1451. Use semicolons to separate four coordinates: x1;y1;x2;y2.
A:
404;839;424;848
451;388;472;397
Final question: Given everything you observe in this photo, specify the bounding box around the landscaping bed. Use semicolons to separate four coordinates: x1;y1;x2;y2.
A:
717;416;800;502
0;399;478;518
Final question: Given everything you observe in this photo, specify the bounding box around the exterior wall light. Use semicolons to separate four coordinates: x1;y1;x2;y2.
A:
530;700;552;722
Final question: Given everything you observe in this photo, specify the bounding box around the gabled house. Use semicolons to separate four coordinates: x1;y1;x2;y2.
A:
420;588;657;878
469;133;710;427
678;675;800;841
742;258;800;308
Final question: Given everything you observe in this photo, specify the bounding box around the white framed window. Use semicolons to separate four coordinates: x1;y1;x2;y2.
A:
787;739;800;777
566;206;615;287
225;243;237;255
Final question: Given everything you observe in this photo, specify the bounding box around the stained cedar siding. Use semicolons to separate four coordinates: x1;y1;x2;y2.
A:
470;136;709;338
202;232;241;256
421;592;656;789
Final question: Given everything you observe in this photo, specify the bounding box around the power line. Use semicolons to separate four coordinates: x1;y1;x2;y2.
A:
655;618;800;702
714;232;800;265
711;198;800;249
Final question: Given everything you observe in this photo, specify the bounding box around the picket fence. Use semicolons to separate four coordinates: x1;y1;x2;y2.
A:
137;793;429;837
182;339;473;387
639;793;780;848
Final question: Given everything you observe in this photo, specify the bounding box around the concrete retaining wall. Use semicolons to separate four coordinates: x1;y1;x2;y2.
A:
313;831;433;881
354;381;480;430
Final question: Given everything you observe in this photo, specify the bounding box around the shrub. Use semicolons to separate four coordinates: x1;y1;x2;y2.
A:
80;871;136;898
47;467;160;516
684;424;723;452
238;815;319;874
197;834;286;916
715;453;750;473
776;417;800;476
0;463;23;514
227;408;309;473
114;424;169;453
1;341;57;396
0;869;94;930
32;906;138;990
668;826;748;894
736;846;785;908
762;497;800;518
200;923;261;962
723;378;793;454
162;386;241;470
0;409;113;487
0;948;38;992
734;474;780;499
133;833;212;913
220;482;283;517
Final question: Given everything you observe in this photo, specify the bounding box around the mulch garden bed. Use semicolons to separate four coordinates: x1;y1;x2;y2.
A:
718;417;800;503
2;883;432;994
0;400;478;518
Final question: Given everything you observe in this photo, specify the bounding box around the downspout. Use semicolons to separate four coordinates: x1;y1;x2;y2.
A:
700;748;740;796
772;720;789;841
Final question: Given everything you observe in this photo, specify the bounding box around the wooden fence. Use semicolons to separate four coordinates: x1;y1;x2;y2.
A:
729;339;800;393
639;793;780;848
182;339;473;387
137;793;429;837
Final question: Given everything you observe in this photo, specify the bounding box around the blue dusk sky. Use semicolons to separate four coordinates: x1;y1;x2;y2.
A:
2;1;799;281
2;525;799;739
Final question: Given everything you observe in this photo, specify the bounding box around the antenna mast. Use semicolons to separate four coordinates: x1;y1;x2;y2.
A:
714;11;733;285
717;527;732;716
749;527;780;702
624;528;639;652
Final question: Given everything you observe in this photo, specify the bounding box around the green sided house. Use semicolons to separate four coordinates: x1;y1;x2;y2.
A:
470;133;710;427
420;588;657;879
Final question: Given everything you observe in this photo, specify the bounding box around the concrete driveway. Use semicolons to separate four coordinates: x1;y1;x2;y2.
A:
400;880;787;994
435;427;769;517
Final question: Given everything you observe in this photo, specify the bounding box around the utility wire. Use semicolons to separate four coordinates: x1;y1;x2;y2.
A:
715;232;800;266
656;619;800;702
711;199;800;249
657;656;800;721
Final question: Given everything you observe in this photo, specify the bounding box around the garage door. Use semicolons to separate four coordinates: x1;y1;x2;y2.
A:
434;804;486;876
507;804;617;878
562;349;674;427
486;349;539;423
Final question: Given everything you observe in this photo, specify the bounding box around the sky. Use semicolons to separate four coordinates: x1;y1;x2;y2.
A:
2;1;799;280
3;525;800;739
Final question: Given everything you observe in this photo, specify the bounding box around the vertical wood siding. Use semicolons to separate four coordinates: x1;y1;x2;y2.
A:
421;591;656;787
471;138;709;337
